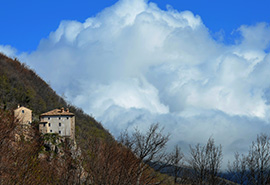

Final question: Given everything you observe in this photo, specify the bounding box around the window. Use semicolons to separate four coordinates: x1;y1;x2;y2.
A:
50;130;52;133
59;117;61;120
59;123;61;127
22;110;24;113
43;123;46;127
48;117;50;120
59;131;61;134
67;117;69;120
49;123;51;127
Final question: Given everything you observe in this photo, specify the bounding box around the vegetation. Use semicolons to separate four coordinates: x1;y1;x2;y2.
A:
0;53;174;184
0;107;172;184
188;137;223;185
227;133;270;185
118;124;170;184
0;108;81;184
0;53;111;145
2;53;270;184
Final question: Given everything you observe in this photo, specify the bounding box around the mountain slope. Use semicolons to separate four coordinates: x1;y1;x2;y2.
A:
0;53;175;184
0;53;111;143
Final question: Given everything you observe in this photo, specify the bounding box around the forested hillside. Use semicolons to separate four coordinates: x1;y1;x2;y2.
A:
2;53;262;184
0;53;175;184
0;53;110;143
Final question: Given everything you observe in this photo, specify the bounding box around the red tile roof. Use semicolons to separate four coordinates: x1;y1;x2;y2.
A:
40;108;74;116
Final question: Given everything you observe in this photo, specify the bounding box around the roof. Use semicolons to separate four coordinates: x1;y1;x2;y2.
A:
40;108;74;116
14;106;32;112
39;121;48;124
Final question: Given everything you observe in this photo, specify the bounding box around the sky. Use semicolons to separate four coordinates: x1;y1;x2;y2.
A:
1;0;270;167
1;0;270;52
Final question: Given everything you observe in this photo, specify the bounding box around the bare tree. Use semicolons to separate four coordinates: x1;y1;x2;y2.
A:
168;145;184;184
246;133;270;185
206;138;223;184
188;137;222;185
227;134;270;185
118;123;170;185
83;123;172;185
83;136;141;185
227;152;247;184
0;108;86;184
189;143;208;184
0;109;52;184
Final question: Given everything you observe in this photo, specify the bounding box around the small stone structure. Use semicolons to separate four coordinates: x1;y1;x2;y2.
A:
39;108;75;140
14;105;32;125
13;105;33;141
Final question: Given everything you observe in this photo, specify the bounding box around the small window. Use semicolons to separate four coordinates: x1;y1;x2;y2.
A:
50;130;52;133
59;123;61;127
59;117;61;120
22;110;24;113
67;117;69;120
59;131;61;134
43;123;46;127
49;123;51;127
48;117;50;120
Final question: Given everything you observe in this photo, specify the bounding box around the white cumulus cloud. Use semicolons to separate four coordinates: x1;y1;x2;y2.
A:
0;45;17;58
21;0;270;167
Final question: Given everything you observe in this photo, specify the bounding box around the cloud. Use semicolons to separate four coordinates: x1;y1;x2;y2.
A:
0;45;17;58
21;0;270;167
237;23;270;50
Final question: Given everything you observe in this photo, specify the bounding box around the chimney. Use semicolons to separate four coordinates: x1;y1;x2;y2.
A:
66;108;69;113
61;107;64;112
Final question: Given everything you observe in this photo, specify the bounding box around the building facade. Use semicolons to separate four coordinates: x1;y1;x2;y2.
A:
39;108;75;140
14;105;32;125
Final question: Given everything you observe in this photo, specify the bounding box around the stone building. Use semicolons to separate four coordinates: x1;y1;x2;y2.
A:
14;105;32;125
13;105;33;141
39;108;75;140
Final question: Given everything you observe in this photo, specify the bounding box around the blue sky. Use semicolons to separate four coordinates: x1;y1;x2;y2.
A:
1;0;270;52
1;0;270;167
